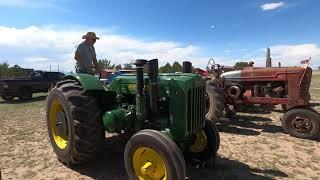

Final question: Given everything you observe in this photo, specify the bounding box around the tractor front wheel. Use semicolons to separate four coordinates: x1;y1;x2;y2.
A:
188;120;220;166
46;79;103;164
281;108;320;139
124;129;186;180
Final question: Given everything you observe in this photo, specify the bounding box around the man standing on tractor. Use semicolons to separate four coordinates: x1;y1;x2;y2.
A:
74;32;101;75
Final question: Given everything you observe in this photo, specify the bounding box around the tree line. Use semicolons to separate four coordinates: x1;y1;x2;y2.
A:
1;59;319;79
0;62;24;79
97;59;185;73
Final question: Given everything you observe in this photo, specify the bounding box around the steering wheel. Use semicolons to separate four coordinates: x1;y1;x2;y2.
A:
206;58;216;71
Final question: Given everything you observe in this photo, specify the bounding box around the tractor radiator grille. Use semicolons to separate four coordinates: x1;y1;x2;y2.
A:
187;86;205;134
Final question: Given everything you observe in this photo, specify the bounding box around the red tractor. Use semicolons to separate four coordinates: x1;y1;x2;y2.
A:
200;58;320;140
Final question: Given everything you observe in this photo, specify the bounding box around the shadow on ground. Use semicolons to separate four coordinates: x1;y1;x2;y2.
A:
236;105;274;114
309;102;320;108
217;115;284;136
188;156;288;180
0;96;47;104
69;135;128;180
68;134;288;180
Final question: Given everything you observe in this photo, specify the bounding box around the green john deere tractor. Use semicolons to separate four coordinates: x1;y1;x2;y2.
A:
46;59;220;179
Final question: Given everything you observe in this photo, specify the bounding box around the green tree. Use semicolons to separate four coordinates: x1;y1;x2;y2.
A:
0;62;10;79
123;63;133;70
159;63;172;73
115;64;122;70
172;61;183;72
0;63;29;78
234;61;249;70
9;64;24;77
97;59;115;69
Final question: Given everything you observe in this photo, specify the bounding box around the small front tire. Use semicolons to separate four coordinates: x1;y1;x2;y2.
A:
281;108;320;139
188;120;220;165
124;129;186;180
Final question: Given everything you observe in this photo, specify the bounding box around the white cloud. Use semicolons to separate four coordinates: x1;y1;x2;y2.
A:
269;44;320;67
1;25;318;72
0;25;205;72
241;44;320;68
218;44;320;68
25;57;49;62
261;2;285;11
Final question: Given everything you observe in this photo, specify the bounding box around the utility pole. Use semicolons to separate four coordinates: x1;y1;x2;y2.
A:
58;64;59;72
50;65;51;72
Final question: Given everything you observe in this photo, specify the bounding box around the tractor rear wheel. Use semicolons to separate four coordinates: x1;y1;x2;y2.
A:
188;120;220;166
46;79;103;164
124;129;186;180
281;108;320;139
206;80;225;122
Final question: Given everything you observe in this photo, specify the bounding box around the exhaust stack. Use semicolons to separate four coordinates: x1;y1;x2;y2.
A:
146;59;159;114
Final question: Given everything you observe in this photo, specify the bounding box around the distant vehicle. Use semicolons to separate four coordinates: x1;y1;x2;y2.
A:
0;70;65;101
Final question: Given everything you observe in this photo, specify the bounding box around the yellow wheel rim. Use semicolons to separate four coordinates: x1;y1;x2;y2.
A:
189;130;207;153
49;99;68;149
133;147;167;180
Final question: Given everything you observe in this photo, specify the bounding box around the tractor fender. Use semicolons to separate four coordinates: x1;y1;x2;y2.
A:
63;73;105;91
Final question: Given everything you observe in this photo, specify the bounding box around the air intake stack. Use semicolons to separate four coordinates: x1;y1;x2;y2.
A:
266;48;272;67
182;61;192;73
146;59;159;115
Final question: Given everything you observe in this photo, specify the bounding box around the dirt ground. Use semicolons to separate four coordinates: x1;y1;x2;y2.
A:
1;72;320;180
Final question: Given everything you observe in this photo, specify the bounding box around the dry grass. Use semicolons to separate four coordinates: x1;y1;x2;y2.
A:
1;73;320;179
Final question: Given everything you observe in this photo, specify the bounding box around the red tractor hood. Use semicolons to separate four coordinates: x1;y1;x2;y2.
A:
220;67;306;82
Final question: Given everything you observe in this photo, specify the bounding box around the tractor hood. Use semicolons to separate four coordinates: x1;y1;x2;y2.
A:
220;70;242;81
220;67;308;82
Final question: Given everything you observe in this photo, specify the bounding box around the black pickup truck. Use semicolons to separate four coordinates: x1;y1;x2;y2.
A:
0;70;65;101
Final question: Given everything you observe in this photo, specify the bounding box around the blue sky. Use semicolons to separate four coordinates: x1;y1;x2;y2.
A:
0;0;319;72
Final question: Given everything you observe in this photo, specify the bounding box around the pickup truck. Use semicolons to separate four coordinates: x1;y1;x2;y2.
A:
0;70;65;101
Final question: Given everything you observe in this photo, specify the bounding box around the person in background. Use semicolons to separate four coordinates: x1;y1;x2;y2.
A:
74;32;101;75
249;61;254;67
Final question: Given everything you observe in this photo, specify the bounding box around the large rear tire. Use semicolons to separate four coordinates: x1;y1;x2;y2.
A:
206;80;225;122
124;129;186;180
46;79;103;164
281;108;320;139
